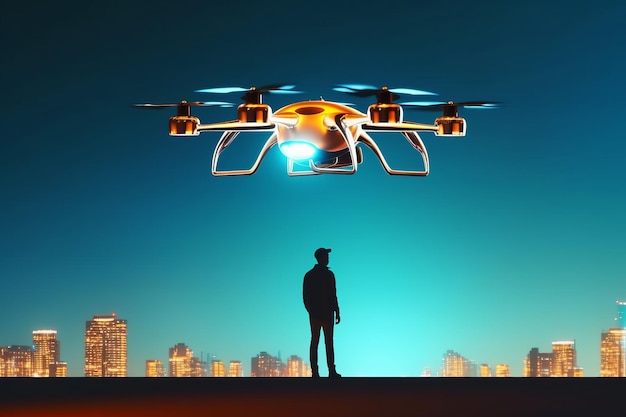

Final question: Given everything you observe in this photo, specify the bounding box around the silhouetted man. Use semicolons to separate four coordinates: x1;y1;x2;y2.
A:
303;247;341;378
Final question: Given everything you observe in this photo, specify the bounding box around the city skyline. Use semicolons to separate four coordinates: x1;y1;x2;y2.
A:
2;300;626;377
2;1;625;378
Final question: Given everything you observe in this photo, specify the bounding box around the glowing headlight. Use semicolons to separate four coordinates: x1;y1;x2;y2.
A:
279;141;317;160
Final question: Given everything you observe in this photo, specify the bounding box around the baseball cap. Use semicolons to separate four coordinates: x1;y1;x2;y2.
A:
314;248;332;259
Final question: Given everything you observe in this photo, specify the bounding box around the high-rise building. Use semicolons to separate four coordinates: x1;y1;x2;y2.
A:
551;341;576;377
568;367;584;377
251;352;283;377
84;314;128;377
33;330;60;377
495;364;510;377
0;346;34;377
191;357;207;377
600;328;626;377
49;362;67;377
524;348;552;377
228;360;243;377
169;343;193;377
211;359;226;377
146;359;165;377
479;364;491;377
286;355;310;377
440;350;475;377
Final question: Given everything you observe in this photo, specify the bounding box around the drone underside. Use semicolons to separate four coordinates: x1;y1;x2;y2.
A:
136;84;499;176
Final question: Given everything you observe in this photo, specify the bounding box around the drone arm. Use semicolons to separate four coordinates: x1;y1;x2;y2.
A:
362;121;438;132
211;132;278;176
198;121;275;132
357;131;429;176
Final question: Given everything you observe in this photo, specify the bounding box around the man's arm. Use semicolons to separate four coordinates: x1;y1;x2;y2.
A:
331;271;340;324
303;273;311;313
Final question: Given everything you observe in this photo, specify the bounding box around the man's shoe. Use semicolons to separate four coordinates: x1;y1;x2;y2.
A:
311;372;320;378
329;371;342;378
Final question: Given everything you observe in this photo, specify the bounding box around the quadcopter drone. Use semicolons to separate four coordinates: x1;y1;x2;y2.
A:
136;84;498;176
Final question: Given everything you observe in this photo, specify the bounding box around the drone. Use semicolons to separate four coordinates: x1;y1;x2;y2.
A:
135;84;499;176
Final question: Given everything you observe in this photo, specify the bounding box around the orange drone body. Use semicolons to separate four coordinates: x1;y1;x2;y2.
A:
273;101;365;155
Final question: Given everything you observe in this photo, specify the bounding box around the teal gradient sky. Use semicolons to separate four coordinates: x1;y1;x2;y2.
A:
1;1;625;377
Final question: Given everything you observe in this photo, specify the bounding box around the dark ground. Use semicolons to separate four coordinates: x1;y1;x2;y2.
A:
1;377;624;416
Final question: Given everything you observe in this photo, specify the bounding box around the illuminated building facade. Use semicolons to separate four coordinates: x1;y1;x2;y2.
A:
600;328;626;377
0;345;34;377
524;348;552;377
286;355;310;377
479;364;491;377
569;367;584;377
49;362;67;377
495;364;510;377
169;343;193;377
440;350;476;377
191;357;207;377
211;359;226;377
228;360;243;377
551;341;576;377
33;330;60;377
251;351;283;377
84;314;128;377
146;359;165;377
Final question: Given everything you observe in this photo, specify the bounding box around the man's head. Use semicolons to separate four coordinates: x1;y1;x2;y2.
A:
314;248;331;266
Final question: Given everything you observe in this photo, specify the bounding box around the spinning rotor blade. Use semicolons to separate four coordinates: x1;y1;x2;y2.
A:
134;100;234;108
195;84;302;95
333;84;437;98
401;100;501;110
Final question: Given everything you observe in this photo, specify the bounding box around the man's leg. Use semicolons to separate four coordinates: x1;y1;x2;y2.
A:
321;317;340;377
309;316;322;377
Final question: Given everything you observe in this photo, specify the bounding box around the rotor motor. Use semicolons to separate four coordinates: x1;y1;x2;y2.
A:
368;103;403;123
237;103;270;123
434;104;465;136
169;103;199;136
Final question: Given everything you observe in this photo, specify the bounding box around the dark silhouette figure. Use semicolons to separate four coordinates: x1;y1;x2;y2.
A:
303;248;341;378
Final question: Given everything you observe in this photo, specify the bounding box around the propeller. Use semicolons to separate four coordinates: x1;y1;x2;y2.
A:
195;84;302;104
333;84;437;103
134;100;234;116
401;100;501;116
134;100;234;108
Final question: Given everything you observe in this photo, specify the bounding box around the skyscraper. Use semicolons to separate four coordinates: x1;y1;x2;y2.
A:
84;314;128;377
600;328;626;377
286;355;310;377
551;341;576;377
495;364;510;377
146;359;165;377
251;352;283;377
32;329;60;377
49;362;67;377
211;359;226;377
169;343;193;377
440;350;475;377
479;364;491;377
0;346;34;377
191;356;207;377
228;360;243;377
524;347;552;377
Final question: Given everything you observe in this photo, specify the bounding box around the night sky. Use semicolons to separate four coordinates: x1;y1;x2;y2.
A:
2;1;625;377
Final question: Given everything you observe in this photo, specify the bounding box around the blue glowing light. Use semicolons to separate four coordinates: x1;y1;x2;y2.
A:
279;142;317;160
